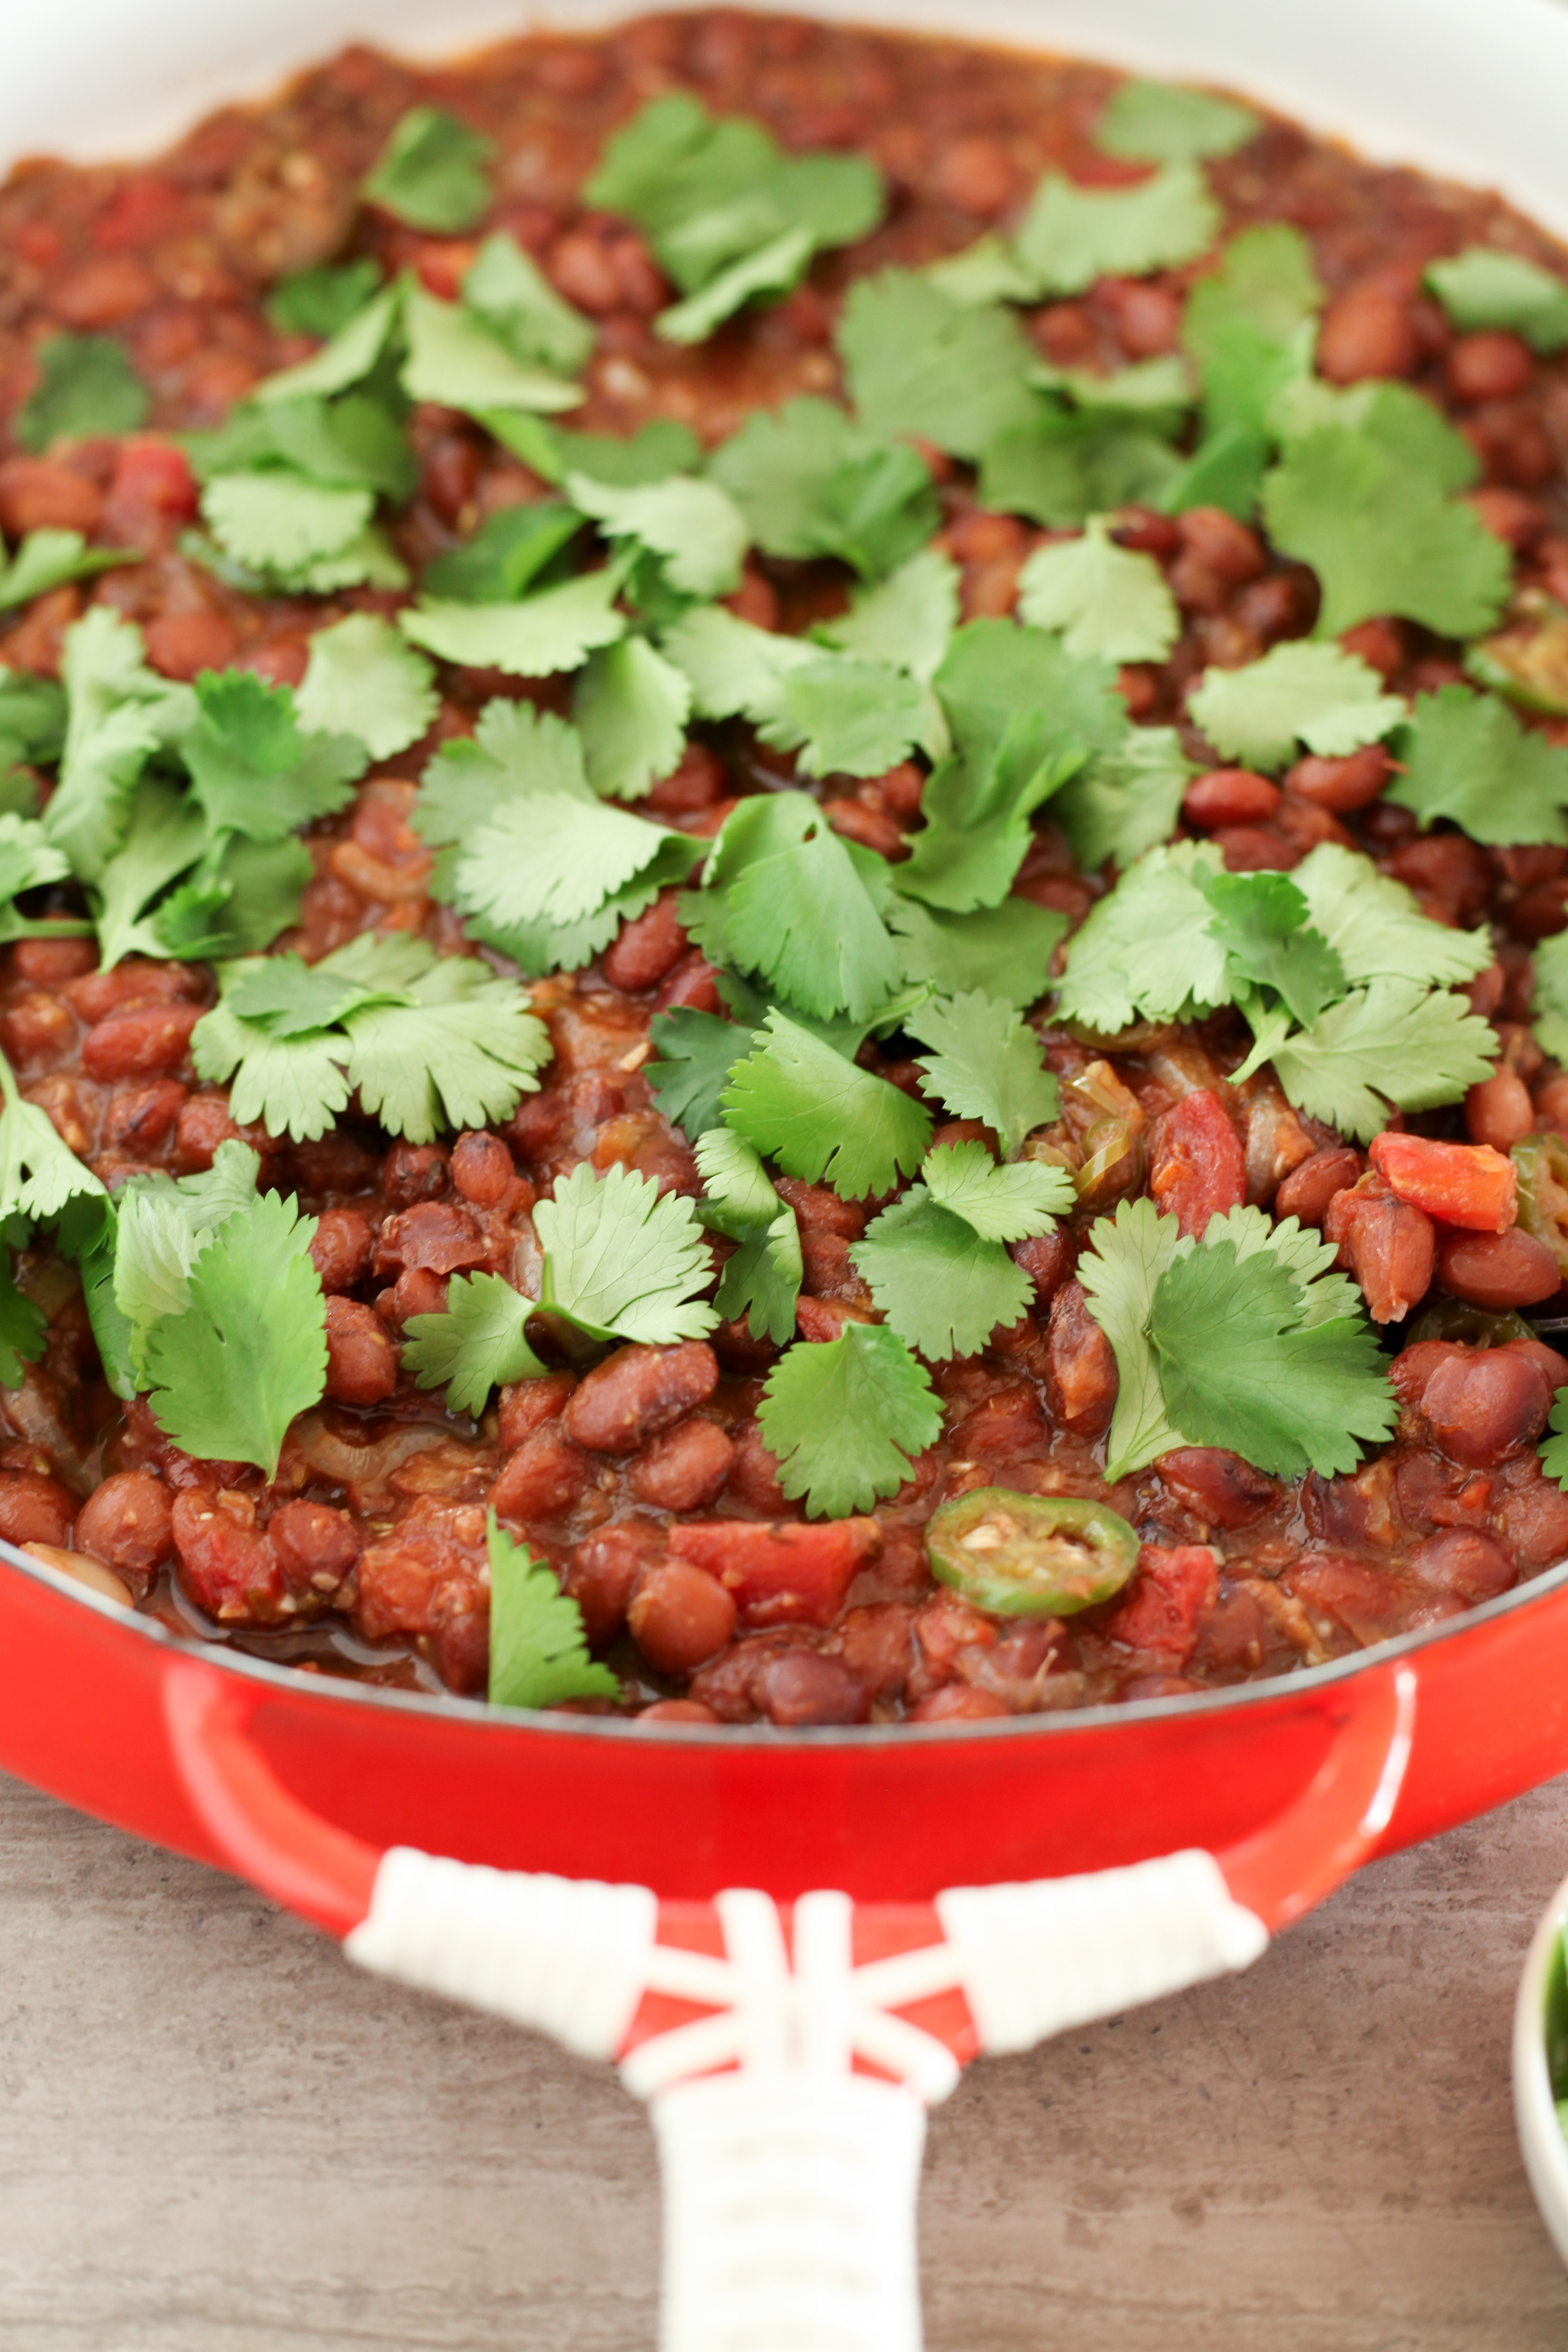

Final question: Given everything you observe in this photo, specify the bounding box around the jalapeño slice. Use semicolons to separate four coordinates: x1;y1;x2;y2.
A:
925;1489;1139;1617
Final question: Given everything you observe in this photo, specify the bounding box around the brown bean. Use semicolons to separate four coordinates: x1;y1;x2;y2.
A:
0;1471;79;1549
950;1383;1048;1458
23;1544;132;1607
308;1208;375;1295
268;1500;360;1596
753;1647;871;1727
1010;1228;1078;1308
491;1423;592;1522
1387;832;1494;924
1212;825;1299;872
1275;1143;1363;1228
1183;768;1281;828
639;1697;721;1723
80;1002;202;1080
1464;1068;1535;1152
49;254;154;326
908;1684;1012;1722
930;134;1016;218
0;992;76;1067
1408;1527;1517;1601
1155;1447;1278;1529
382;1267;447;1325
601;890;689;991
1437;1226;1561;1311
1325;1173;1435;1323
1285;747;1392;813
374;1200;488;1279
1492;1469;1568;1569
772;1178;866;1239
73;1471;173;1578
1467;486;1546;549
143;610;241;682
630;1416;736;1512
1420;1347;1551;1466
67;961;203;1023
1044;1280;1117;1437
100;1079;187;1154
448;1130;516;1210
1339;619;1404;680
1447;330;1534;403
1317;284;1419;383
323;1297;398;1406
382;1141;449;1207
1099;276;1181;358
11;936;96;987
0;457;103;537
566;1518;665;1648
628;1558;737;1676
1176;506;1265;583
564;1341;719;1455
497;1372;577;1449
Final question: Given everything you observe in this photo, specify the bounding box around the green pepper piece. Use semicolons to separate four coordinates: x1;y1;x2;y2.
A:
925;1488;1139;1617
1407;1297;1534;1348
1514;1132;1568;1276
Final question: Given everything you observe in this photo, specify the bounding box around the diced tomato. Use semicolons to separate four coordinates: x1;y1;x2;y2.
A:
1148;1088;1246;1238
669;1518;881;1627
1101;1543;1219;1664
104;438;199;545
1369;1131;1517;1232
93;173;184;249
410;240;477;299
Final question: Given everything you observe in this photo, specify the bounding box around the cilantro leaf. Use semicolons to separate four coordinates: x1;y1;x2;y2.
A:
656;230;815;346
0;813;70;942
721;1011;932;1201
1539;1386;1568;1490
182;668;367;843
1052;724;1194;872
838;271;1039;459
708;398;939;580
574;638;691;800
1427;248;1568;354
254;284;402;407
0;669;65;776
399;567;627;677
363;106;494;232
0;529;133;612
1188;642;1406;771
814;548;959;683
1533;931;1568;1060
1148;1239;1395;1478
0;1056;105;1225
421;503;582;603
1268;978;1496;1141
1200;869;1345;1030
488;1515;619;1708
696;1128;802;1345
907;989;1059;1158
401;283;583;417
267;259;385;340
1182;225;1324;368
533;1161;717;1345
886;894;1065;1009
1016;516;1179;663
295;613;437;760
111;1141;261;1382
921;1138;1074;1240
1078;1196;1192;1479
17;333;149;452
346;954;553;1143
464;233;596;376
566;469;746;598
0;1256;47;1388
756;1322;941;1518
1055;841;1229;1032
852;1188;1033;1360
155;836;313;965
715;805;903;1024
1012;164;1220;296
1387;683;1568;846
184;389;416;502
661;605;940;779
1289;841;1491;990
91;772;209;967
46;609;194;884
450;764;699;935
403;1273;547;1416
141;1190;326;1478
201;472;374;576
1262;409;1509;640
646;1007;750;1143
1096;79;1259;164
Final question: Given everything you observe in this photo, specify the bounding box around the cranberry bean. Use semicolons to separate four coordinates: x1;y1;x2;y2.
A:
566;1518;664;1648
651;951;724;1016
1156;1447;1278;1529
1408;1527;1517;1601
323;1297;398;1406
754;1647;871;1727
1506;1337;1568;1393
639;1698;721;1723
1213;825;1299;872
601;890;689;991
823;797;908;861
1175;507;1265;583
1389;1339;1460;1416
1317;284;1419;383
11;936;96;987
1492;1469;1568;1568
23;1544;132;1607
1044;1280;1117;1438
374;1201;487;1278
268;1500;360;1597
1437;1226;1560;1310
1275;1143;1363;1228
446;1130;514;1210
724;1421;790;1513
772;1177;866;1239
1468;486;1546;549
497;1373;577;1449
143;610;240;682
1447;330;1534;403
1466;400;1557;490
950;1383;1048;1458
172;1093;247;1174
50;254;155;326
629;1558;737;1676
645;742;726;817
1285;747;1392;813
565;1341;719;1455
831;1602;916;1702
382;1267;447;1324
1387;833;1494;924
908;1684;1011;1722
308;1208;375;1295
0;457;102;538
67;961;203;1022
548;227;626;314
1465;1068;1535;1152
100;1080;187;1154
630;1416;736;1512
931;134;1016;218
1;992;76;1067
0;1470;78;1550
1010;1228;1078;1308
1340;618;1404;680
1325;1173;1436;1323
1100;276;1181;357
73;1471;173;1578
382;1141;449;1207
1420;1347;1551;1466
80;1002;201;1080
491;1422;592;1521
1183;768;1281;828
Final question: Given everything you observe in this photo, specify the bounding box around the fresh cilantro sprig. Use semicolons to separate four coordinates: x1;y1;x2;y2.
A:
709;397;940;581
1010;164;1221;296
18;333;149;453
0;529;134;613
696;1127;802;1345
363;106;494;233
662;603;944;781
295;614;438;762
814;549;959;683
1096;79;1259;164
906;990;1060;1158
1080;1198;1393;1481
1426;248;1568;354
488;1514;619;1710
756;1322;942;1519
192;934;552;1144
402;1275;548;1417
838;271;1040;460
1388;684;1568;846
1532;929;1568;1061
1016;517;1179;664
44;609;194;887
1188;642;1406;771
721;1012;932;1202
850;1140;1070;1361
400;565;628;678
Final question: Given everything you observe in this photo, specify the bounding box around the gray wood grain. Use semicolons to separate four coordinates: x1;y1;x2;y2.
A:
2;1767;1568;2351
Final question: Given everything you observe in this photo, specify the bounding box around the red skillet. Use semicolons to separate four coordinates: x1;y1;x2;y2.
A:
7;1537;1568;2342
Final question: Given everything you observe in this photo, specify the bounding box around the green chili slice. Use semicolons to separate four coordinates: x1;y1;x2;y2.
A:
1514;1132;1568;1277
1407;1298;1534;1348
925;1488;1139;1617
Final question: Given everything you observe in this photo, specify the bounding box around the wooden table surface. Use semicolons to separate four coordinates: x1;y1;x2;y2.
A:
3;1767;1568;2352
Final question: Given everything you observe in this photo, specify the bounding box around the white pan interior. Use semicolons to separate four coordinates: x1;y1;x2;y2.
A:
5;0;1568;242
